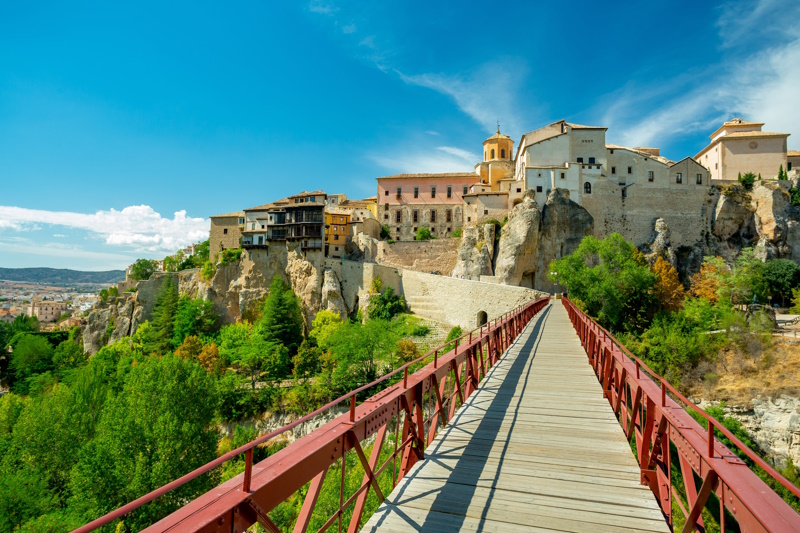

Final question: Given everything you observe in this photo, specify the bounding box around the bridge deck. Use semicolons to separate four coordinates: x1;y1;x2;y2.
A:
362;302;669;532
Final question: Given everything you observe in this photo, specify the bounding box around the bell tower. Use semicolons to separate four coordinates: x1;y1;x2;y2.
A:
476;124;515;190
483;124;514;162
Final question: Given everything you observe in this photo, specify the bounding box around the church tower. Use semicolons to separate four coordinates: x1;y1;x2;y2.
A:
476;125;515;190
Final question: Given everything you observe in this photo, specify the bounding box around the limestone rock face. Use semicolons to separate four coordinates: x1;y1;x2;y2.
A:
82;293;137;354
285;249;324;330
451;227;494;280
321;268;349;319
712;190;755;243
704;397;800;469
534;188;593;292
494;191;542;286
641;218;678;267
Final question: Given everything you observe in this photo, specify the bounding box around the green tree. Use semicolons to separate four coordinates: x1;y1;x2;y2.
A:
258;277;304;354
380;224;390;240
69;354;218;531
327;319;399;389
416;227;433;241
548;233;658;332
52;339;87;375
218;322;254;365
143;278;179;354
309;310;342;349
129;259;158;281
367;286;406;321
171;296;219;348
107;286;119;298
292;340;322;381
778;164;787;180
715;248;766;304
10;334;54;393
762;258;800;306
11;314;39;334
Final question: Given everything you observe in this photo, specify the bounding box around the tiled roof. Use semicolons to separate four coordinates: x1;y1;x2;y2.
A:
788;150;800;157
566;121;606;130
721;131;789;139
209;211;244;218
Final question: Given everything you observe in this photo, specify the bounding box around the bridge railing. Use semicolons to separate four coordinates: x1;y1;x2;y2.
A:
74;297;549;533
562;297;800;533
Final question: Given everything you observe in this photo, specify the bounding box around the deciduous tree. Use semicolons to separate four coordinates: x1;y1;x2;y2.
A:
653;256;685;311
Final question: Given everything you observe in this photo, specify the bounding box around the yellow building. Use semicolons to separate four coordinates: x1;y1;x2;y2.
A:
325;210;350;258
475;126;515;191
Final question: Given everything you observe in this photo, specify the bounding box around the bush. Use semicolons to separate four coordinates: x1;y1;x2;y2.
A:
416;227;433;241
380;225;390;239
451;228;462;238
739;172;756;190
219;249;242;265
411;324;430;337
201;260;216;281
367;287;406;320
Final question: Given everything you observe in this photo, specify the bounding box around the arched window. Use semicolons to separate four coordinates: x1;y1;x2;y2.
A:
501;149;505;158
477;311;488;326
584;182;592;194
491;149;495;159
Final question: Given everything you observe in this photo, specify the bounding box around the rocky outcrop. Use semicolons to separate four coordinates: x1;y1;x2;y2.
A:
321;268;348;319
535;189;594;292
699;396;800;469
494;191;541;286
451;226;494;281
712;189;755;244
641;218;678;267
84;244;347;354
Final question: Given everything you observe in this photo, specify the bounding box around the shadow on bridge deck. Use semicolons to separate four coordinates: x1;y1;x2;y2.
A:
362;302;669;533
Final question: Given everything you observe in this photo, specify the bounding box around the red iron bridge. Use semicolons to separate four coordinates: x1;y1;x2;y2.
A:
75;298;800;532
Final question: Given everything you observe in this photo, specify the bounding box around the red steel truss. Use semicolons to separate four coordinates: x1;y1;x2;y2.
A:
73;298;549;533
562;297;800;533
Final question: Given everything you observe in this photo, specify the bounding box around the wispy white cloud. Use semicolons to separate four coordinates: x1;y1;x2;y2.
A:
0;205;208;253
396;60;528;136
369;145;479;175
308;0;337;15
0;238;134;270
342;23;356;34
599;0;800;152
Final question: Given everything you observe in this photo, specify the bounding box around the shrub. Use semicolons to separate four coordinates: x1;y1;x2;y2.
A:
451;228;462;238
396;339;419;363
380;225;390;239
367;287;406;320
219;248;242;265
416;227;433;241
739;172;756;190
201;260;216;281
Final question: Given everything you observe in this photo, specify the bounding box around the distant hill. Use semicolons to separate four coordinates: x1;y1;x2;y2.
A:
0;267;125;286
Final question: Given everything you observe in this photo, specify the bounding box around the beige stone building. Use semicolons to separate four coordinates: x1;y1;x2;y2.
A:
695;118;790;181
26;299;68;323
209;211;244;260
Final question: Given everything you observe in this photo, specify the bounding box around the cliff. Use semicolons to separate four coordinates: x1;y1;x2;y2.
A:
83;244;350;354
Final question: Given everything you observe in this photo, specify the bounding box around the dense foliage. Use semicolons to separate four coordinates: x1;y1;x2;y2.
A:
0;271;433;531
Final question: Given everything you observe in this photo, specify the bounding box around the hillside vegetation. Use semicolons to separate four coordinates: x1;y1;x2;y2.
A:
0;268;125;286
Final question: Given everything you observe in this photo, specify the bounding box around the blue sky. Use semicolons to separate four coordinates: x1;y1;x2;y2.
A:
1;0;798;270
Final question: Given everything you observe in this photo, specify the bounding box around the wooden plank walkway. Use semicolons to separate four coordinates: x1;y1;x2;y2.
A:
362;301;669;532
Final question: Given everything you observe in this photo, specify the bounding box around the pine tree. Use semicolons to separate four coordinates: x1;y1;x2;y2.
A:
778;164;786;180
257;277;304;354
144;278;179;354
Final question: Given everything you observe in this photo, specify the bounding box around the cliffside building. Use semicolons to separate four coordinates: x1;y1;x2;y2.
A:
242;191;326;251
325;209;350;258
209;211;244;260
695;118;792;181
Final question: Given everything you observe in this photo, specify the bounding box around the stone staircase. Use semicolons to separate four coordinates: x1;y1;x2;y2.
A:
405;293;449;324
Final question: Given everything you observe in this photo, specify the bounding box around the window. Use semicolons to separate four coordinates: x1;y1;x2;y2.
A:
396;211;402;223
384;214;388;220
414;187;419;198
335;246;339;252
628;166;632;174
611;167;616;174
334;234;339;241
384;190;389;196
560;173;565;180
696;174;703;184
463;186;469;195
447;227;451;233
446;209;452;222
536;185;543;192
467;217;471;222
517;187;522;192
396;187;402;196
484;209;489;215
501;149;505;158
676;173;683;184
431;186;436;198
333;226;337;232
584;182;592;194
622;188;627;199
431;210;436;222
648;171;654;182
577;157;584;163
589;157;595;164
413;210;418;222
238;217;244;225
491;149;495;158
447;185;452;198
789;162;793;171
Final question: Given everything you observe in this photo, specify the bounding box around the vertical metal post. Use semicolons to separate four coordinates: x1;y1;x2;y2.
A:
661;380;666;407
242;448;253;493
349;395;356;423
403;367;408;388
708;419;714;458
434;349;438;368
